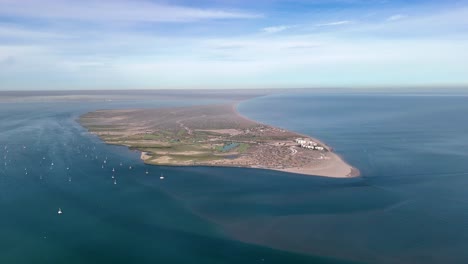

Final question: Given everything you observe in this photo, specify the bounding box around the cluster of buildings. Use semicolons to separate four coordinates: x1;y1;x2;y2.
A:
295;138;325;151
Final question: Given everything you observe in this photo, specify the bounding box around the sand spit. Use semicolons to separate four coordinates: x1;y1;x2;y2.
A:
80;102;359;178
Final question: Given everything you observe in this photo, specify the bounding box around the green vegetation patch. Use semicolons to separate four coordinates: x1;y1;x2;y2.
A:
237;143;250;153
142;133;164;140
214;142;250;153
86;125;125;132
176;129;187;137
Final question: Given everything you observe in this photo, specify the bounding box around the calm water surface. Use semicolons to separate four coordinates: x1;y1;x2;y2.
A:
1;93;468;263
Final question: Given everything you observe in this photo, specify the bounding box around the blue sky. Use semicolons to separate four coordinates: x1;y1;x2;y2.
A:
1;0;468;90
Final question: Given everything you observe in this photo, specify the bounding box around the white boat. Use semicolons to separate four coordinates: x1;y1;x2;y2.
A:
112;168;115;172
113;179;117;185
145;170;149;175
58;208;62;214
160;173;164;180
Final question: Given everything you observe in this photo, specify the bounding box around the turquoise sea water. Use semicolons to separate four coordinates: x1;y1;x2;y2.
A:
1;93;468;263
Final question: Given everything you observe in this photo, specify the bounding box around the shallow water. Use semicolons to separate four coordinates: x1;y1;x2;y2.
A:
1;93;468;263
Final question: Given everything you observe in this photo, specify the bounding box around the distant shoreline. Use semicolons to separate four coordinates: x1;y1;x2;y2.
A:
80;100;359;178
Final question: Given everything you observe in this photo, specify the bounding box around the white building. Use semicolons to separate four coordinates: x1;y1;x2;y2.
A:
297;138;325;151
295;138;307;144
296;138;318;147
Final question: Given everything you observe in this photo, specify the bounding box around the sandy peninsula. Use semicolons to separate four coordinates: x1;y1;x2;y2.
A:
79;103;359;178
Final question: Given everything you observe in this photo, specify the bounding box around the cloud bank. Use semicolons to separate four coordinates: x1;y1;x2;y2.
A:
0;0;467;89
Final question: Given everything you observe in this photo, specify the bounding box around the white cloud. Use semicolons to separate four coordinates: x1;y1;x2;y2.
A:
0;0;262;22
2;33;468;89
387;14;407;21
0;24;68;39
345;7;468;36
0;45;45;61
262;25;294;34
316;20;352;27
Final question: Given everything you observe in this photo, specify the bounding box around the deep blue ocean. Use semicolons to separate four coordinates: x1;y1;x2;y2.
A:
1;93;468;263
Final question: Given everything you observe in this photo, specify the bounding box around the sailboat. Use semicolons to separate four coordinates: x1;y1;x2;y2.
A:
58;208;63;214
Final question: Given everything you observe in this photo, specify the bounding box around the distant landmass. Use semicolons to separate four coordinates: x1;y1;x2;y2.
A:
79;103;358;177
